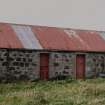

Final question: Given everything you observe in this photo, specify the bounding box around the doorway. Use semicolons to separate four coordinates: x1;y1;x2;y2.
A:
40;53;49;80
76;54;85;79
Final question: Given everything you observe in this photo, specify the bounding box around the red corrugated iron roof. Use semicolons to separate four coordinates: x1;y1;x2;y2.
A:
32;27;73;50
0;23;23;48
0;22;105;52
32;26;105;52
76;31;105;51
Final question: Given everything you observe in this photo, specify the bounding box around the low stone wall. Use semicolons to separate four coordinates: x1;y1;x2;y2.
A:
49;52;75;79
0;48;104;82
0;49;76;81
8;50;40;81
0;49;8;81
86;53;105;78
0;49;40;82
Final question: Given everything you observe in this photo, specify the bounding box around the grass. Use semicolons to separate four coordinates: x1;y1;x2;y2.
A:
0;78;105;105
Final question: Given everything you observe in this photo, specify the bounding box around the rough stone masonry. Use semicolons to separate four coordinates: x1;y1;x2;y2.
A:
0;48;105;82
0;49;75;82
0;49;40;82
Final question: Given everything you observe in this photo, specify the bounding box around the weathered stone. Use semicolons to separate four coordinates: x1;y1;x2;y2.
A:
49;52;75;78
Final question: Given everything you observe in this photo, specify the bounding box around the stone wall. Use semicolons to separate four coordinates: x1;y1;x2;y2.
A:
86;53;105;78
0;49;8;81
0;49;40;82
0;49;76;81
49;52;75;79
8;50;40;81
0;49;105;82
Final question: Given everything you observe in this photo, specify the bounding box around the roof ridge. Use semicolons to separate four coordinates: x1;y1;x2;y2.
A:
0;21;104;32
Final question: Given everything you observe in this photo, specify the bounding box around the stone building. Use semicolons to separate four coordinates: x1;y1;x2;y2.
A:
0;22;105;81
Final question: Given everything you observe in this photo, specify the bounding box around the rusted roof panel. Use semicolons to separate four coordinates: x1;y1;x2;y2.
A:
31;26;75;50
64;29;90;50
32;26;105;52
0;23;23;48
11;24;43;49
0;22;105;52
76;30;105;51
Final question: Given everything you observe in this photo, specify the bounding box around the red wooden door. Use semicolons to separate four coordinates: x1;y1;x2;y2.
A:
76;55;85;79
40;53;49;80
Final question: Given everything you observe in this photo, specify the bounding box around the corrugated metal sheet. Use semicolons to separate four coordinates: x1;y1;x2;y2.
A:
11;25;43;49
32;26;105;52
76;30;105;51
0;22;105;52
98;31;105;40
64;29;90;50
31;27;75;50
0;23;23;48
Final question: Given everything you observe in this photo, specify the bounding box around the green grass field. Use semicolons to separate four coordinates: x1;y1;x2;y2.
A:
0;78;105;105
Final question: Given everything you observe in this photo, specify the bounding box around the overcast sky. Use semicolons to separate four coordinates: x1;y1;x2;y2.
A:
0;0;105;31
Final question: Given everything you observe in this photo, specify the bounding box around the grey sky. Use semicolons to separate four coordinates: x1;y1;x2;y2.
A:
0;0;105;31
